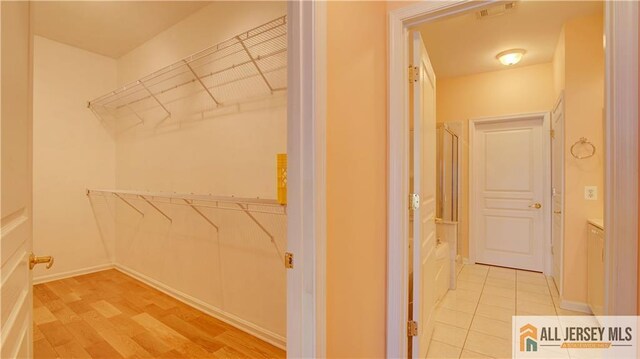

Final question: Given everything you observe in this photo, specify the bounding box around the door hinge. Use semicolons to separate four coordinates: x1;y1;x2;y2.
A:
408;66;419;83
408;320;418;337
550;129;555;139
410;193;420;210
285;252;294;269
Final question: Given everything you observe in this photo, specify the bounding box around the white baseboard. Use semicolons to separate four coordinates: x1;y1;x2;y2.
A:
33;263;114;284
560;299;592;314
114;264;286;350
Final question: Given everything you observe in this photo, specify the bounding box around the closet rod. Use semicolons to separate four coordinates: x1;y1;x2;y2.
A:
88;189;283;206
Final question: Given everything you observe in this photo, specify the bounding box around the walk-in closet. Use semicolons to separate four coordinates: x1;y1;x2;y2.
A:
29;2;288;357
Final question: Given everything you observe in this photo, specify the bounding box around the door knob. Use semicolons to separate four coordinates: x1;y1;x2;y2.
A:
29;253;54;270
529;203;542;209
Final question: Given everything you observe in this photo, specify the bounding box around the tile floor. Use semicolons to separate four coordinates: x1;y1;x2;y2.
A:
427;263;589;359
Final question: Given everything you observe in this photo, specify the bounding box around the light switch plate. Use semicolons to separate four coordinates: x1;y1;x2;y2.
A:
584;186;598;200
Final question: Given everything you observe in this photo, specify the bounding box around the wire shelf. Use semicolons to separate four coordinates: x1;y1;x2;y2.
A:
87;188;286;264
87;15;287;131
87;189;286;216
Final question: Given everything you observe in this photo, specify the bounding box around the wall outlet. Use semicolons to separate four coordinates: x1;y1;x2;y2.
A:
584;186;598;200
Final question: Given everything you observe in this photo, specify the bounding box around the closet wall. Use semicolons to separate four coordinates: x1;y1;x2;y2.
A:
33;36;118;281
112;1;287;345
32;1;287;348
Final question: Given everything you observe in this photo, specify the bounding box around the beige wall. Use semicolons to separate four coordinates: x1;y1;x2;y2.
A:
32;36;117;281
552;27;566;98
555;12;605;304
326;1;388;357
436;63;556;258
111;1;288;343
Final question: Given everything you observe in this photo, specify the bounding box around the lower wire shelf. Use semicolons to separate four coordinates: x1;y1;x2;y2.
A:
86;188;287;263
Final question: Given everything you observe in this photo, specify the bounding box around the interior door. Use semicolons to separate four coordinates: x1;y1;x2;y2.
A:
472;115;547;272
409;31;437;359
1;2;34;358
551;95;564;293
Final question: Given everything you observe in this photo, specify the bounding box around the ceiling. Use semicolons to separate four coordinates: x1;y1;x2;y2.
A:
416;1;603;78
32;1;210;58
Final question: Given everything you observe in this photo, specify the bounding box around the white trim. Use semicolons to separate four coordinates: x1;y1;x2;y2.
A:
388;1;638;356
33;263;114;285
551;92;565;298
387;3;494;357
113;264;286;349
604;0;638;316
313;2;327;356
468;112;551;274
287;1;326;356
560;299;592;315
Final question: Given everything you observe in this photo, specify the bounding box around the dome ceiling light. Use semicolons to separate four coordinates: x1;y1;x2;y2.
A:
496;49;526;66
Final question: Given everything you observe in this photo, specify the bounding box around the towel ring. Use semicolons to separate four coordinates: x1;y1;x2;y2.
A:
570;137;596;159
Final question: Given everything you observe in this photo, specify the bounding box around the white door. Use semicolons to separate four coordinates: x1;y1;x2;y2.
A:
409;31;437;359
471;114;549;272
1;2;34;358
551;96;564;293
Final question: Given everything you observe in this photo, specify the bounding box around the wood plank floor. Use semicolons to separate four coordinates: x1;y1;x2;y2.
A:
33;269;286;358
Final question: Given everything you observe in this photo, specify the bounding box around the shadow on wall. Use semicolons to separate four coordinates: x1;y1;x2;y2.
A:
95;90;287;139
86;192;287;337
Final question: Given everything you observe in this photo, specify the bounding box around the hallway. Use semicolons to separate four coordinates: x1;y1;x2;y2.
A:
427;264;588;358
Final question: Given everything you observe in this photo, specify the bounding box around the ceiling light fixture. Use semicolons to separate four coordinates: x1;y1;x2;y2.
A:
496;49;526;66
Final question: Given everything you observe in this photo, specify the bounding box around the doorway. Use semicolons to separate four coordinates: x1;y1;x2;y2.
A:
0;1;324;358
387;1;638;358
469;113;550;272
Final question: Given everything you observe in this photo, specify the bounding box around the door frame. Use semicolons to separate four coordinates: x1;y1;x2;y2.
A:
468;112;552;274
387;1;638;357
287;0;326;357
551;93;565;297
603;0;638;316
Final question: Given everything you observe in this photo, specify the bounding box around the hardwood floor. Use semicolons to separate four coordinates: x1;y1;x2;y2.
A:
33;269;285;358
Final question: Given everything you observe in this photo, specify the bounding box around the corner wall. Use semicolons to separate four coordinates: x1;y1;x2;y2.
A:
32;36;117;282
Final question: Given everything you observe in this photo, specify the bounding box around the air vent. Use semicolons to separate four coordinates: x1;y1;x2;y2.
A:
476;2;517;19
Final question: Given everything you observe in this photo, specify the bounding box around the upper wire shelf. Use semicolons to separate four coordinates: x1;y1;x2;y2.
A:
87;15;287;131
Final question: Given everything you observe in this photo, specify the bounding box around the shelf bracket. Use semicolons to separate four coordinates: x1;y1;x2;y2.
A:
184;61;221;107
183;199;219;231
139;195;172;222
113;193;145;217
139;81;171;121
236;36;274;93
236;203;283;260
